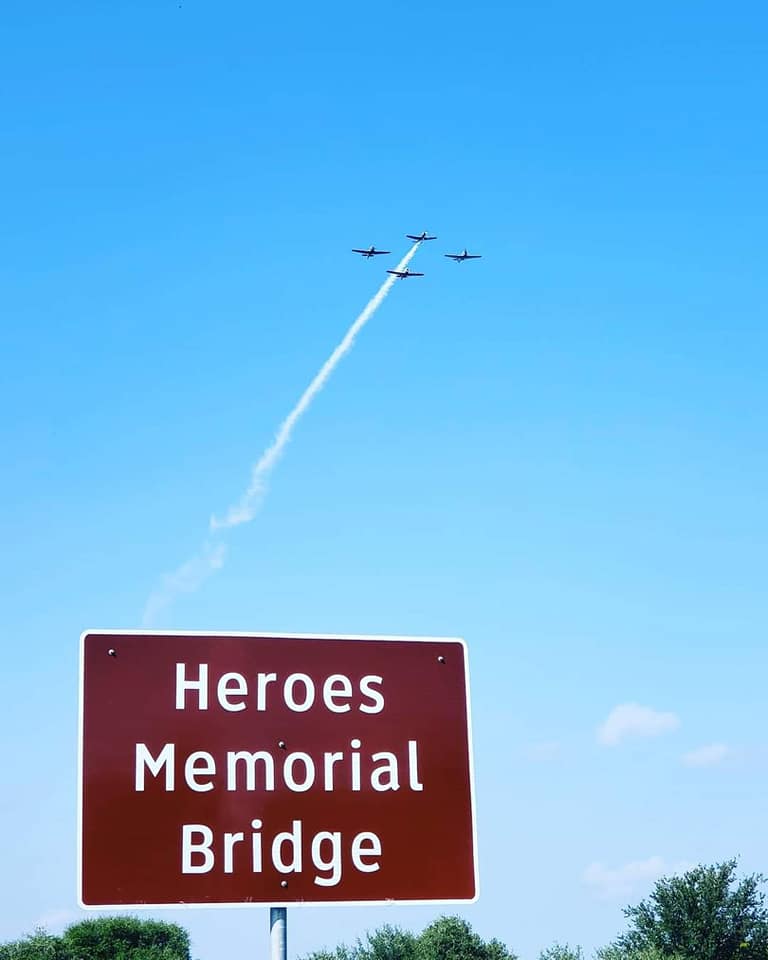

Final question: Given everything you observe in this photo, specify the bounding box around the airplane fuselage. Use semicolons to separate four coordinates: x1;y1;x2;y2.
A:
445;249;481;262
387;268;424;279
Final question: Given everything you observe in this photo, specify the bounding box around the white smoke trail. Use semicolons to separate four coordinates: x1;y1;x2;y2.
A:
142;540;226;627
210;241;421;531
142;242;421;624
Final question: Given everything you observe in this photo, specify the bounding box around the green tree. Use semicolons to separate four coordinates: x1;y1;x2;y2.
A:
538;945;583;960
361;926;418;960
596;948;672;960
416;918;516;960
62;918;190;960
485;939;516;960
301;917;516;960
301;925;414;960
0;929;71;960
610;860;768;960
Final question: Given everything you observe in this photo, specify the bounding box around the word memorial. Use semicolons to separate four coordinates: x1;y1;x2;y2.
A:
79;632;477;907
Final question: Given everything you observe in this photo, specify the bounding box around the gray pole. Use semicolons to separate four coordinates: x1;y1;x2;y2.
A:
270;907;287;960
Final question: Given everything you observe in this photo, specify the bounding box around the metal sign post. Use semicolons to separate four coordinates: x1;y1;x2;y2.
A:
270;908;287;960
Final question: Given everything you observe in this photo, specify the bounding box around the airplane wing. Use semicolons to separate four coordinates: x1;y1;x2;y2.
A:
408;271;425;276
444;254;462;260
352;249;369;254
371;249;390;255
387;270;405;276
406;235;422;241
466;254;482;259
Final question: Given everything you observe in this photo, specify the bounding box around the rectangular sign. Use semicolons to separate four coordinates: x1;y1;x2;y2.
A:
78;631;477;907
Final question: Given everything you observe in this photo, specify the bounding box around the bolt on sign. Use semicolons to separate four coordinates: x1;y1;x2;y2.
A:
78;631;478;907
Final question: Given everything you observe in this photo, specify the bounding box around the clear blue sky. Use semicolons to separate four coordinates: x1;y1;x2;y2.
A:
2;1;768;957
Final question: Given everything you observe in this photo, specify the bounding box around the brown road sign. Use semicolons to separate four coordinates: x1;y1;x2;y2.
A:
78;631;478;908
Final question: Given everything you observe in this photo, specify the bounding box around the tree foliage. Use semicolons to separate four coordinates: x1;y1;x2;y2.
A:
62;917;190;960
417;917;505;960
596;948;673;960
0;929;71;960
302;917;516;960
610;859;768;960
363;926;419;960
0;918;190;960
538;945;583;960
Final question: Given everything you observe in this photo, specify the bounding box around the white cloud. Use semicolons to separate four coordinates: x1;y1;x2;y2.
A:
682;742;731;767
597;702;680;746
583;856;692;900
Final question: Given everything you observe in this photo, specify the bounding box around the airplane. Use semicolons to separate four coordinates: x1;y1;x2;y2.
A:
387;267;424;279
406;231;437;242
352;245;391;258
444;248;482;262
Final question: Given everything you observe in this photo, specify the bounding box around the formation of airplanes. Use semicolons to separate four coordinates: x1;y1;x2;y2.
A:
352;232;482;278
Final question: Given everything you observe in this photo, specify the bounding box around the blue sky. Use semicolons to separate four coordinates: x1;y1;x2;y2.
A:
2;0;768;957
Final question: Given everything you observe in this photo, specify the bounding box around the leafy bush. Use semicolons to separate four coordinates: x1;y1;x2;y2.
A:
0;929;71;960
538;945;583;960
0;918;190;960
62;917;190;960
301;917;517;960
612;860;768;960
